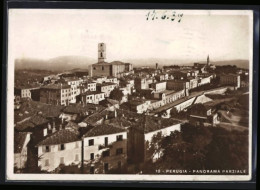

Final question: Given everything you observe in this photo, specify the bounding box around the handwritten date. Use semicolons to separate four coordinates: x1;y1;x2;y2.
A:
146;10;183;23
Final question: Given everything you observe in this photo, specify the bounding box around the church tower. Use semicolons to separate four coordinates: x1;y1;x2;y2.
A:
207;55;210;66
98;43;106;63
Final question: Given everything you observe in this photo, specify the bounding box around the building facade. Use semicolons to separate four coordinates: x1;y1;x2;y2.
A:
40;84;71;106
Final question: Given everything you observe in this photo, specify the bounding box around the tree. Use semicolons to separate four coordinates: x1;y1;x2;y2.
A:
109;88;124;102
170;107;178;117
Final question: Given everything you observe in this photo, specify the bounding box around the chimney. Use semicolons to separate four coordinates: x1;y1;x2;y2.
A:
53;121;56;129
114;109;117;118
48;123;51;130
105;114;108;120
52;126;56;133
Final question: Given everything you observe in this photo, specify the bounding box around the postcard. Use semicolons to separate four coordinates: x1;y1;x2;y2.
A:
6;8;253;181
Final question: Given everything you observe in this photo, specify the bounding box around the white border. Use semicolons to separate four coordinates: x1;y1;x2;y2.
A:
6;9;254;181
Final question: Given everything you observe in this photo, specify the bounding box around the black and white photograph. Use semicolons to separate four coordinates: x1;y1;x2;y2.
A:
6;7;254;181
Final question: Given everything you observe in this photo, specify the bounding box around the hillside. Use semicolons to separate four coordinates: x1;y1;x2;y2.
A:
15;56;96;72
15;56;249;71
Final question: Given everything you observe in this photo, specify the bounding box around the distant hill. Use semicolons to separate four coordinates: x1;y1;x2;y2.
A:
15;56;96;72
211;60;249;69
15;56;249;71
126;58;249;69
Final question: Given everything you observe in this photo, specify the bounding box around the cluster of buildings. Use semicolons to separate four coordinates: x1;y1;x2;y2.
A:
14;43;245;173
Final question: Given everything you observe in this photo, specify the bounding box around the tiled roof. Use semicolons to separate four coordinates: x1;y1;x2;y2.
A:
96;82;117;87
143;116;181;133
83;124;126;138
14;100;64;123
65;121;80;131
99;98;119;107
15;115;50;131
15;83;41;89
82;91;105;96
41;84;71;90
36;129;80;146
14;132;29;153
62;104;90;114
82;109;107;125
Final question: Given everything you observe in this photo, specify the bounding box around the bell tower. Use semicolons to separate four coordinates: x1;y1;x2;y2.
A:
98;43;106;63
207;55;210;66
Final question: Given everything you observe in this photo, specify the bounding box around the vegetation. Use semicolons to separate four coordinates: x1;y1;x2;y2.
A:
141;123;248;174
109;88;124;102
214;65;238;74
15;69;58;87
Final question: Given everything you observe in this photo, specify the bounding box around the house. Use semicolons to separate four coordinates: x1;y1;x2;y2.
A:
188;78;199;89
219;74;241;89
168;71;188;80
134;77;154;90
77;91;105;104
96;82;117;97
127;115;182;163
99;98;120;111
188;104;219;126
155;73;168;81
128;99;151;114
61;77;83;103
15;115;65;145
40;84;72;106
15;83;41;99
166;80;190;91
36;129;82;172
60;104;92;122
197;75;212;86
149;81;167;93
106;77;118;85
82;124;127;174
80;81;97;92
14;132;31;170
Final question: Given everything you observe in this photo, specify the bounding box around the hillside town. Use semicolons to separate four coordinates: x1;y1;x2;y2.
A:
14;43;249;174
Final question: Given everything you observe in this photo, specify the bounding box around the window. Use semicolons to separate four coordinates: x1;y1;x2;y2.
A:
93;67;96;70
43;128;48;136
104;163;109;173
75;142;79;148
75;154;79;161
104;137;108;146
118;161;121;169
89;139;94;146
45;146;50;152
102;150;110;157
102;66;104;70
45;159;49;166
60;157;64;164
59;144;65;151
90;153;94;160
116;135;123;141
116;148;123;155
90;166;95;174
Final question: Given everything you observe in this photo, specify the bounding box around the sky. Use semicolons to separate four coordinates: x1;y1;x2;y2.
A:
9;9;252;63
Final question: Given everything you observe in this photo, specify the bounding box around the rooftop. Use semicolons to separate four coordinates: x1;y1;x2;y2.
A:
143;116;182;133
14;100;64;123
81;91;105;96
96;82;117;87
41;84;71;90
15;83;41;89
36;129;80;146
15;115;50;131
83;124;126;138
